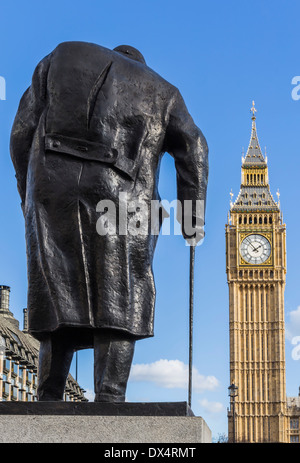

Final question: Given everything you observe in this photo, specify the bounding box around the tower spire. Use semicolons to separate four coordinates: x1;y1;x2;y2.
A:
231;102;279;212
243;101;265;166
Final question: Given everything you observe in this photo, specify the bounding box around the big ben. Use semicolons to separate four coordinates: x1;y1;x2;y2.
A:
226;102;288;443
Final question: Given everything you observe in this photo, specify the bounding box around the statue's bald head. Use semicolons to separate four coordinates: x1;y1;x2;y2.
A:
113;45;146;65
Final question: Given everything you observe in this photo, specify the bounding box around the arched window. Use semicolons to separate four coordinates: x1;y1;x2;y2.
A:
259;216;262;224
269;216;272;224
254;216;257;224
244;216;247;224
249;215;252;224
239;216;242;224
264;216;267;224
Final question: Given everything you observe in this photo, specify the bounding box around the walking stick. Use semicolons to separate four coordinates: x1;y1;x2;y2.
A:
188;244;195;408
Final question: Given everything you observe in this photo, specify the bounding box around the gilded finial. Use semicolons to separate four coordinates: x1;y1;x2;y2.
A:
250;100;257;120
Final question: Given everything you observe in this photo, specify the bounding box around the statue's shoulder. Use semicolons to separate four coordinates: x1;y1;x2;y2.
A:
53;41;110;57
50;41;178;95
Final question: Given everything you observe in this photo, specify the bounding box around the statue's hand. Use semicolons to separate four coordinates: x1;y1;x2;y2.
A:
183;227;205;247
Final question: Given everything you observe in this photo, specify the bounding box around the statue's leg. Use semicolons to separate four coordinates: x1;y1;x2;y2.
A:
37;333;74;401
94;331;135;402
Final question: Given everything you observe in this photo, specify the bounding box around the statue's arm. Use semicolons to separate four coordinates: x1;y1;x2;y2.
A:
164;88;209;241
10;53;51;207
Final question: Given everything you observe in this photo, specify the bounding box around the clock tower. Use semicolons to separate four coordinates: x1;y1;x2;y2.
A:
226;102;288;443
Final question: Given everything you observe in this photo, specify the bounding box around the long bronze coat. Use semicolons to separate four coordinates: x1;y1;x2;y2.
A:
10;42;208;346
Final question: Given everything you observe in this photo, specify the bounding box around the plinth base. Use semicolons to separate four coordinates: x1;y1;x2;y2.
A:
0;401;212;443
0;401;194;416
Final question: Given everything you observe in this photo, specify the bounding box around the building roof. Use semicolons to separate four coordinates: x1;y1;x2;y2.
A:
232;186;279;211
0;314;39;370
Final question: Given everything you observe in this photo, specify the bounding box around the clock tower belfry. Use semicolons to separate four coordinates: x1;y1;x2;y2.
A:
226;102;288;443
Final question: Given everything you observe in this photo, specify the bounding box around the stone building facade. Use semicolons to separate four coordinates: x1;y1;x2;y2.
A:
287;394;300;443
0;285;87;402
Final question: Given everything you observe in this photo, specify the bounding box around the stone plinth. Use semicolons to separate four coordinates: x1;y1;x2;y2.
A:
0;402;212;443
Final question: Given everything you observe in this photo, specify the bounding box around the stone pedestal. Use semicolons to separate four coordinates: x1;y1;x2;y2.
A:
0;402;211;443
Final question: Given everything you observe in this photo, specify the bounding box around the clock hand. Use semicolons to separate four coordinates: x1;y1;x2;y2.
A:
245;238;256;251
253;244;262;252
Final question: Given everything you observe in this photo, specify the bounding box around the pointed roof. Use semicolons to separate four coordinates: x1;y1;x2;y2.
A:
231;102;279;212
243;101;266;167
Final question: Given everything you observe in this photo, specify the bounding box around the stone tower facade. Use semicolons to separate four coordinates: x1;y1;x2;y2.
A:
226;103;288;443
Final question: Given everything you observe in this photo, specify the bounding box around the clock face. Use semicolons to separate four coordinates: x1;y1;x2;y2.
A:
240;234;271;265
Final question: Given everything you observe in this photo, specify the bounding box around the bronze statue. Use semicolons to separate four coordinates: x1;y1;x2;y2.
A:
10;42;208;402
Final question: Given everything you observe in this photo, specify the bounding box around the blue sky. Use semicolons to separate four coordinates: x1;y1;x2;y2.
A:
0;0;300;440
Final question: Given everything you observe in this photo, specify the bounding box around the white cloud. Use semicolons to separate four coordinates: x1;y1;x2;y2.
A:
83;389;94;402
286;306;300;341
129;359;219;393
199;398;224;414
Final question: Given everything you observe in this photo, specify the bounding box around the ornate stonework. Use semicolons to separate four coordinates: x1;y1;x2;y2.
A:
226;104;288;442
